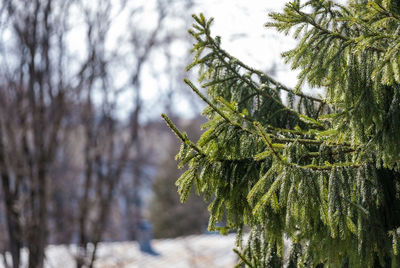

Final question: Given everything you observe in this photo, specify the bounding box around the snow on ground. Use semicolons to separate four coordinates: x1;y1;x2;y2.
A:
2;234;238;268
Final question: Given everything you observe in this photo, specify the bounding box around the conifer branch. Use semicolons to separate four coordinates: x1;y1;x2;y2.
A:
207;44;325;128
184;80;262;139
161;114;204;155
233;248;255;268
217;96;309;136
178;8;400;266
184;79;232;123
288;5;385;53
201;27;326;104
254;122;358;171
370;2;400;21
254;122;283;162
189;15;328;130
261;74;326;104
216;96;355;150
201;30;294;110
290;161;361;171
238;92;259;105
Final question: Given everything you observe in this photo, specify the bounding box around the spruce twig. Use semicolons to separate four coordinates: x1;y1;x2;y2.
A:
161;114;204;155
233;249;255;268
254;122;283;162
184;79;232;123
198;22;326;104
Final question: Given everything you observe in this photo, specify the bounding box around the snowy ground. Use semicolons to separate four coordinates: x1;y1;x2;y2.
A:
2;234;238;268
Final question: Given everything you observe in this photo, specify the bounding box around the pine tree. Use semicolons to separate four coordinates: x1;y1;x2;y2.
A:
162;1;400;267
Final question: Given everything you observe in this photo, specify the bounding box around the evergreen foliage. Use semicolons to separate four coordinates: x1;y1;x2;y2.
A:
162;1;400;267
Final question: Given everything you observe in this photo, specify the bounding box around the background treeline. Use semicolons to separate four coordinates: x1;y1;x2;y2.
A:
0;0;208;267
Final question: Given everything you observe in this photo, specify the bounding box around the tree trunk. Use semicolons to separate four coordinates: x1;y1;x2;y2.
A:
28;165;48;268
0;125;21;268
2;181;21;268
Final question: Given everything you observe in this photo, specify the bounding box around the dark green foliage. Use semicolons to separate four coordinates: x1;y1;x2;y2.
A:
162;1;400;267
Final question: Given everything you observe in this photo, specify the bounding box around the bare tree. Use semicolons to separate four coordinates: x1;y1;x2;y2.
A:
74;0;189;265
0;0;197;267
0;0;74;266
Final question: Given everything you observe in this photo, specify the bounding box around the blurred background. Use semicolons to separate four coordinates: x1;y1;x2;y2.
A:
0;0;296;267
